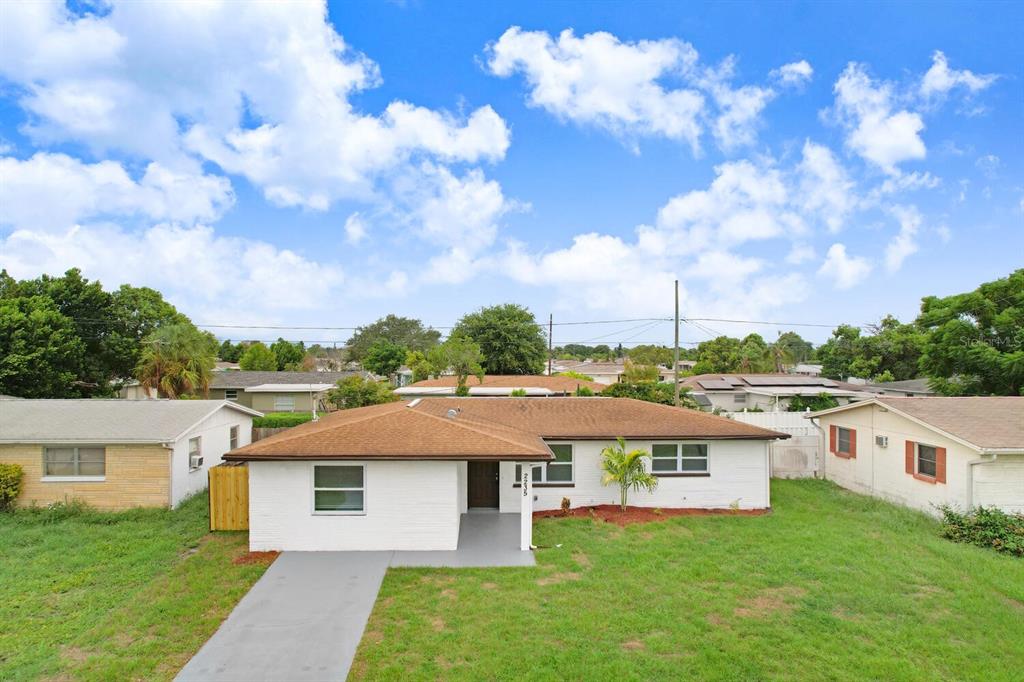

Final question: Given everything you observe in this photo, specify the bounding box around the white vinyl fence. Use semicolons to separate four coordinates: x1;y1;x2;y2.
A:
727;410;822;479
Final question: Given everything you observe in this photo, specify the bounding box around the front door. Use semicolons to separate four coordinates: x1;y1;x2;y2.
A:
467;461;499;508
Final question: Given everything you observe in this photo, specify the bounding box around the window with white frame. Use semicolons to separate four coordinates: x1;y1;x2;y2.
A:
274;395;295;412
229;425;239;450
515;444;574;485
313;465;365;513
224;389;238;401
651;443;709;474
188;437;202;471
916;443;937;478
43;446;106;477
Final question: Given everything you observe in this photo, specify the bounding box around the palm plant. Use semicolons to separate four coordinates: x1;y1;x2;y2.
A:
136;324;216;398
600;437;658;511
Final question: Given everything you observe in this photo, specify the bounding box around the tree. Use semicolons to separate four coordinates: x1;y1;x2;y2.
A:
136;323;216;398
0;295;85;398
737;333;773;372
692;336;742;374
817;324;861;380
430;335;485;395
774;331;814;366
787;393;840;412
405;350;432;383
453;304;547;375
622;360;659;383
327;375;399;409
346;315;441;361
363;339;408;377
218;339;242;362
600;437;658;510
818;317;925;381
602;381;701;409
917;269;1024;395
628;344;673;367
270;338;305;371
239;342;278;371
107;284;188;379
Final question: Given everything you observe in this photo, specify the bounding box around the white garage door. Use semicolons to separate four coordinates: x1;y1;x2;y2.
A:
973;457;1024;513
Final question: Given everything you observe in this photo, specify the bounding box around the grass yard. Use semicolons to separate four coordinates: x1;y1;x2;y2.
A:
352;479;1024;681
0;494;273;681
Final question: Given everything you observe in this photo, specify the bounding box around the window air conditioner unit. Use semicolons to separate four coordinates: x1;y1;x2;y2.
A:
875;435;888;448
190;455;204;469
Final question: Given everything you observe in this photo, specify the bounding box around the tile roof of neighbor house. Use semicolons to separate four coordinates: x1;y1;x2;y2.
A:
224;397;789;461
810;397;1024;451
210;370;363;389
0;400;261;444
403;374;607;393
863;378;935;394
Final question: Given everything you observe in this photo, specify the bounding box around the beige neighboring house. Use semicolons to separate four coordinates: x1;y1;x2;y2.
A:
0;399;261;510
809;397;1024;515
394;374;608;397
209;370;366;412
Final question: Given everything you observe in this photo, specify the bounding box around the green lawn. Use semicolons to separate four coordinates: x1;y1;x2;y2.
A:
352;480;1024;681
0;495;272;681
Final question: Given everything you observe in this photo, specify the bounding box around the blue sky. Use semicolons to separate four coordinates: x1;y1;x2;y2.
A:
1;0;1020;349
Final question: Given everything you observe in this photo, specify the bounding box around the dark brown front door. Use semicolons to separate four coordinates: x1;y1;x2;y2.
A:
467;461;499;508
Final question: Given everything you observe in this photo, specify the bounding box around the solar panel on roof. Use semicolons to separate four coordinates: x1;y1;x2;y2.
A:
742;376;833;386
698;379;734;390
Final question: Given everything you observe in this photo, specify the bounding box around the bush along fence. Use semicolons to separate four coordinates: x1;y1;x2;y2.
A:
0;463;24;510
251;412;315;442
939;505;1024;557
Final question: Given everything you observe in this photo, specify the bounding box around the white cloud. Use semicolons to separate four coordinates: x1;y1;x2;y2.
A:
976;154;1000;178
344;213;367;245
872;171;941;197
936;225;952;243
1;223;345;314
796;141;856;232
487;27;705;151
1;1;510;210
884;205;922;272
0;153;234;232
920;51;997;100
786;243;816;264
818;243;872;289
487;26;778;153
830;63;926;174
771;60;813;88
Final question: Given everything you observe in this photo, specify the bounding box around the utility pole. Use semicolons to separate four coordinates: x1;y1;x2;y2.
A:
673;279;680;408
547;313;553;375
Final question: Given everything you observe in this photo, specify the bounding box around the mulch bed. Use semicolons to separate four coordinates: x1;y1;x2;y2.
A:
232;551;280;566
534;505;768;526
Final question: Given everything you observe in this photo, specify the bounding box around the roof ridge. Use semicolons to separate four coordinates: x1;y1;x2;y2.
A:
409;406;549;453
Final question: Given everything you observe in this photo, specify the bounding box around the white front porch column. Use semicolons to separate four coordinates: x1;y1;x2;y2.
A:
520;463;533;550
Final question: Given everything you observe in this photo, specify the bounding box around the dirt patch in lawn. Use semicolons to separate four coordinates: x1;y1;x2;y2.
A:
231;551;280;566
534;505;768;526
621;640;645;651
734;586;807;618
536;571;582;586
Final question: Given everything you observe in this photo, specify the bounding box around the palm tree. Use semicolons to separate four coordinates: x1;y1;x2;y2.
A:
136;324;216;398
600;437;658;511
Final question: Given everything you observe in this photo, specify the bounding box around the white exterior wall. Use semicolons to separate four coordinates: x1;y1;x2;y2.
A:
815;404;1024;515
248;460;461;551
456;460;468;513
498;439;770;512
170;407;253;507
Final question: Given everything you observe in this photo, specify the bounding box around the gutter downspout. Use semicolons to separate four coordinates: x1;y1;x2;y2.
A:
808;416;827;480
965;454;998;510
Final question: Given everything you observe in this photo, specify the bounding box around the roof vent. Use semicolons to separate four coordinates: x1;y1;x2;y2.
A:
407;398;422;408
446;408;460;419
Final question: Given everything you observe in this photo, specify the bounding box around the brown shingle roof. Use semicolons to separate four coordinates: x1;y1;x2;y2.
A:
407;374;606;393
225;397;787;461
876;397;1024;450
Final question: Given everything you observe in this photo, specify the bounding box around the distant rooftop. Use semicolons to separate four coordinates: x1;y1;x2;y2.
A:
211;370;363;389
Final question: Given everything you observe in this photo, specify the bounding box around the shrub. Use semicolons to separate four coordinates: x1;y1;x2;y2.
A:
253;412;313;428
938;505;1024;557
575;386;594;396
510;388;527;397
0;463;24;510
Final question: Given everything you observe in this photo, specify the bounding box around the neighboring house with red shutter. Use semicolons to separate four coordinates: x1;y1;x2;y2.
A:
807;397;1024;515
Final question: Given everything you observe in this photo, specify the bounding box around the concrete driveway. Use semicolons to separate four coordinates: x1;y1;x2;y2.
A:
176;513;531;681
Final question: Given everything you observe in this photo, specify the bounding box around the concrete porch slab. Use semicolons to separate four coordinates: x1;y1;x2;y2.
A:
391;512;535;567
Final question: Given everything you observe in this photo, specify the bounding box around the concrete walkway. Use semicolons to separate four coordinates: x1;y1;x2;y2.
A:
176;513;530;682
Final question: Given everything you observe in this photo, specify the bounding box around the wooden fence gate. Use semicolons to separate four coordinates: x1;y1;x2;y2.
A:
209;463;249;531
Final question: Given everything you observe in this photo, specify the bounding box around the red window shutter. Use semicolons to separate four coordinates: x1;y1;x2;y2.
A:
905;441;915;475
849;428;857;458
935;447;947;484
829;425;837;454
